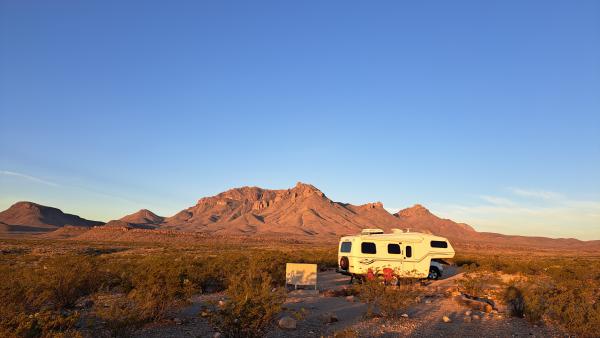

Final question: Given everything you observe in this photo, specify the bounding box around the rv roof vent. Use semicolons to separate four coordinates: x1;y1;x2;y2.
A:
391;228;410;234
361;229;384;235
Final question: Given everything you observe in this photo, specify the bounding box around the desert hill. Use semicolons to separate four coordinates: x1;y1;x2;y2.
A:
0;201;104;233
119;209;163;225
393;204;476;238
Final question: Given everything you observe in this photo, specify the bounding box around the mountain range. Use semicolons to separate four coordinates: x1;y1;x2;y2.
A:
1;182;598;250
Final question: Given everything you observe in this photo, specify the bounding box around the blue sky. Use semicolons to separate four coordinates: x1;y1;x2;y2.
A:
1;1;599;239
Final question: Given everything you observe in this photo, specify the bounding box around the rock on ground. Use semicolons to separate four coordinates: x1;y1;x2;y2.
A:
322;312;339;324
278;316;297;330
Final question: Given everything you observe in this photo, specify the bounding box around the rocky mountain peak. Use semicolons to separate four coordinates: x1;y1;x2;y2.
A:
292;182;325;197
360;202;384;209
396;204;431;217
197;186;267;205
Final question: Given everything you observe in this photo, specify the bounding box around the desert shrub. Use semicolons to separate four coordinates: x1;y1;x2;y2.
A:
456;272;501;298
186;253;248;292
505;277;600;334
0;255;101;337
355;278;382;317
467;254;600;337
124;256;198;321
457;273;485;297
504;279;554;322
332;328;360;338
25;255;102;309
378;283;421;317
453;254;478;268
535;278;599;336
22;311;82;338
0;309;82;338
95;296;145;338
284;248;338;270
211;263;285;338
86;254;204;335
504;285;526;317
454;253;547;275
355;276;421;318
251;251;290;285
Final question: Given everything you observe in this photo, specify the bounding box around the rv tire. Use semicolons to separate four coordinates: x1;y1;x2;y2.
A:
428;267;441;280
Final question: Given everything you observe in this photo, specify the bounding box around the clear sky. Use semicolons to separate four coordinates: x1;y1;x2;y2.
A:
1;1;599;240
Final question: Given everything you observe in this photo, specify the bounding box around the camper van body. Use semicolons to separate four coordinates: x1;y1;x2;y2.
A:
337;229;455;279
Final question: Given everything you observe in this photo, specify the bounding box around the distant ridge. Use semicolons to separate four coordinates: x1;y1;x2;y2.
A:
2;184;599;250
0;201;104;233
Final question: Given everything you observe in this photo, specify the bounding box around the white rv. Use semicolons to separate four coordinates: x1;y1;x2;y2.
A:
337;229;455;280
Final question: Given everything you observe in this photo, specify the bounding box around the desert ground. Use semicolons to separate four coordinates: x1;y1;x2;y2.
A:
2;234;598;338
134;268;561;338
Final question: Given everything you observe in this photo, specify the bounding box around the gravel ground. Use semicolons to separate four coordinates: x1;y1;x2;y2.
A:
133;268;563;338
337;295;561;337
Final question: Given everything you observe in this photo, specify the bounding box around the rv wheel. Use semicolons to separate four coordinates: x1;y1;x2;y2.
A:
428;267;440;280
339;256;349;270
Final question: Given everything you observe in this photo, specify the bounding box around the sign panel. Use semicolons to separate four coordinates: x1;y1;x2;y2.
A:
285;263;317;289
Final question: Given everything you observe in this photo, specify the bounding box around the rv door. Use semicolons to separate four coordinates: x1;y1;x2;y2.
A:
386;242;403;274
401;243;417;276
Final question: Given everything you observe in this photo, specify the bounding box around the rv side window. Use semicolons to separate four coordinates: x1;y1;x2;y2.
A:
431;240;448;248
387;243;401;254
405;246;412;258
361;242;377;254
340;242;352;253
